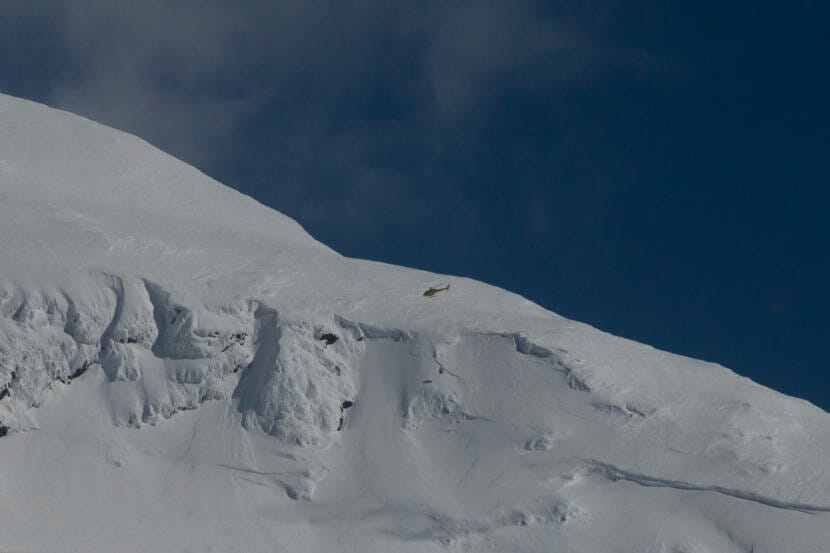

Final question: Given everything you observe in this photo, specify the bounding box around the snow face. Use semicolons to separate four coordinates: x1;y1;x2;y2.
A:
1;92;829;552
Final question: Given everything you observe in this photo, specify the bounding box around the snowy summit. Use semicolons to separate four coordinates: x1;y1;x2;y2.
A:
0;93;828;552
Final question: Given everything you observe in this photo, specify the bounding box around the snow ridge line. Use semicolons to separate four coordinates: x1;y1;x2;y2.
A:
485;332;650;418
481;332;591;391
588;459;830;515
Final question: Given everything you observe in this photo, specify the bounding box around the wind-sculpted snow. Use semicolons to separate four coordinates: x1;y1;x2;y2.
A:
1;92;830;552
233;307;361;446
0;274;358;447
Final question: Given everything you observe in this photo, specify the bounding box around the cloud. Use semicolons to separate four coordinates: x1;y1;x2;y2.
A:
422;1;583;114
0;1;671;239
4;1;277;163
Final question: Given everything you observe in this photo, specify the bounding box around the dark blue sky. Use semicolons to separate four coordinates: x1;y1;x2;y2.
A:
2;2;828;411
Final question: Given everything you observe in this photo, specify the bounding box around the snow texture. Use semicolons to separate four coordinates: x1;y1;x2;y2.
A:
0;93;828;552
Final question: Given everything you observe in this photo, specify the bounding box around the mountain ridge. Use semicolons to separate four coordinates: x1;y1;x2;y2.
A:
0;92;828;553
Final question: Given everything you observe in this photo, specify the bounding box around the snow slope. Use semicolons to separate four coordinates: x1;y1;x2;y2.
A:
0;92;828;553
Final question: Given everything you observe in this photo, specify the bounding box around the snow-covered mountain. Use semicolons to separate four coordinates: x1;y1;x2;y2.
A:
0;92;828;553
